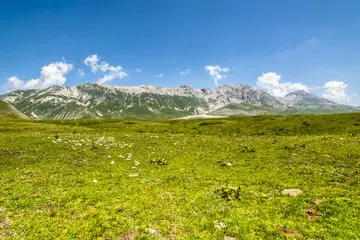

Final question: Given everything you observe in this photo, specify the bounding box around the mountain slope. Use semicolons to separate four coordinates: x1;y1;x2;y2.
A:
1;83;283;119
1;84;358;119
209;103;281;116
0;100;30;120
283;90;358;114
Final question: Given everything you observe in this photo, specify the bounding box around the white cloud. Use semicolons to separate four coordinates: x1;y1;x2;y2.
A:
84;55;100;73
154;73;164;78
78;69;85;78
134;68;142;73
6;76;24;91
256;72;308;97
180;68;191;75
322;81;349;100
84;54;129;84
205;65;230;86
5;61;73;91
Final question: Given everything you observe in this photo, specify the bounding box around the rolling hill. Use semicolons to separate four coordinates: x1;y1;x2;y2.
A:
0;100;30;120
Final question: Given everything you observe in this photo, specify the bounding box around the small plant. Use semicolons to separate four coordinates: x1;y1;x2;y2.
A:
348;131;358;136
219;161;233;167
150;158;168;166
216;186;241;201
240;144;256;153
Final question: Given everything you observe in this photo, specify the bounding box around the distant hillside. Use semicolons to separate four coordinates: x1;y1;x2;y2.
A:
0;83;358;119
283;90;358;114
209;103;281;116
0;100;30;120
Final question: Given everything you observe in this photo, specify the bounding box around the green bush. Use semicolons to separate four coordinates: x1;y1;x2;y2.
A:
150;158;168;166
216;186;241;201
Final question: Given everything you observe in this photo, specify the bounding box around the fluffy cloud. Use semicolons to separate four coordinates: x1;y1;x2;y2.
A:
205;65;230;86
5;61;73;91
322;81;349;100
6;76;24;91
180;68;191;76
256;72;308;97
84;54;129;84
78;69;85;78
84;55;100;73
154;73;164;78
134;68;142;73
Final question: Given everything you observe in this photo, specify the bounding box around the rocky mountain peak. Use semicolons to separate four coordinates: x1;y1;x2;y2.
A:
1;83;358;119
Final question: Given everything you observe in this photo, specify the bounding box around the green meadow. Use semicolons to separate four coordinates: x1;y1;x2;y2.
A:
1;114;359;239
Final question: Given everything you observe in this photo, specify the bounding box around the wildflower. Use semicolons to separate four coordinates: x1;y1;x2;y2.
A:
93;179;98;183
108;155;111;158
110;161;115;164
134;161;140;166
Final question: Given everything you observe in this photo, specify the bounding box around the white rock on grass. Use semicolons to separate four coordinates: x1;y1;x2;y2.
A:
145;228;160;236
224;237;236;240
214;221;227;229
282;189;302;197
128;173;139;178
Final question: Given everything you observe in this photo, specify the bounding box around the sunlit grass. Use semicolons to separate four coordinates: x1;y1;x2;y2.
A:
1;113;360;239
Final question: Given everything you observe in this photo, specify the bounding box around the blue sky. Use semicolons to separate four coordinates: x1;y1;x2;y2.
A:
1;0;359;105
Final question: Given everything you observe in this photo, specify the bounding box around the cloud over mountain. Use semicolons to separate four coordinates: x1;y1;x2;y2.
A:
322;81;350;101
205;65;230;86
84;54;129;84
256;72;308;97
5;61;73;91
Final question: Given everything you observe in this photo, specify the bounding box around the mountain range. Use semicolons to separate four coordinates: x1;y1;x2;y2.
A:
0;83;358;120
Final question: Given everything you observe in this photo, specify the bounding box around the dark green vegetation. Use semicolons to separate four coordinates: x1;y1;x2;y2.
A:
1;113;360;239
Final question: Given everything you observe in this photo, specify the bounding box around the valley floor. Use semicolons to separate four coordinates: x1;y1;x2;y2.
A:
0;114;360;239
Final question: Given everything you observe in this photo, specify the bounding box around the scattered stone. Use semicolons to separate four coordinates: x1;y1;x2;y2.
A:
128;173;139;178
214;221;227;229
119;229;140;240
282;189;302;197
224;237;236;240
145;228;160;236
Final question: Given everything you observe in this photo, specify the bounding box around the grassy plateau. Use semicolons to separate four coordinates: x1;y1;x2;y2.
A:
0;113;360;239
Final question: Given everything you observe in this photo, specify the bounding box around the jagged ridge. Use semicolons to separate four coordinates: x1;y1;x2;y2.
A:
0;84;358;119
